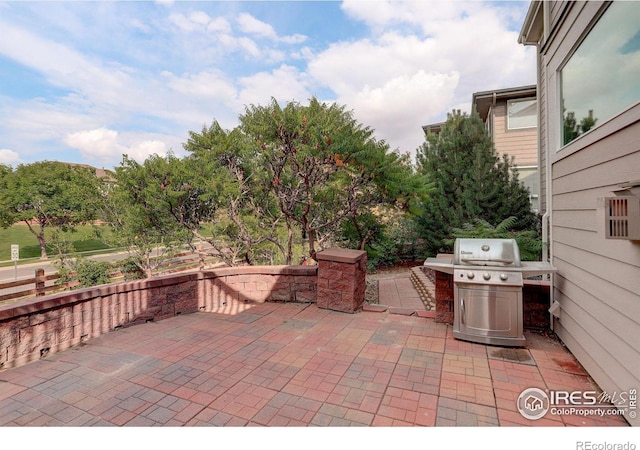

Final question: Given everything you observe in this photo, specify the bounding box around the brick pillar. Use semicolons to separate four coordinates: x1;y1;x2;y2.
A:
435;271;454;324
316;248;367;313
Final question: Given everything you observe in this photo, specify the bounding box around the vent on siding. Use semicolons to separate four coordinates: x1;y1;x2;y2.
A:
605;196;640;240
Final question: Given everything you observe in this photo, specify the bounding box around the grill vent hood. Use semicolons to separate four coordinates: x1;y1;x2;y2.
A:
453;238;521;267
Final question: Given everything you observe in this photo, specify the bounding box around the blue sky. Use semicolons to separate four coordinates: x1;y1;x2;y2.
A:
0;0;536;170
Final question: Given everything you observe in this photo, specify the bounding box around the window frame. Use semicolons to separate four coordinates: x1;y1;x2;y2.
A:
558;1;640;147
507;97;538;131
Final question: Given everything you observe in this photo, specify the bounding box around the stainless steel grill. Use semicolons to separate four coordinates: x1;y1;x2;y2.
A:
424;238;557;347
453;239;524;346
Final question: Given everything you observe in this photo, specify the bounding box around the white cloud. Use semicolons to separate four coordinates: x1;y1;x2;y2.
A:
3;99;98;142
168;12;202;32
189;11;212;27
128;140;169;163
307;1;536;156
169;11;233;36
0;149;21;166
207;17;232;34
339;1;534;90
0;19;130;99
64;128;168;165
341;0;481;32
128;18;151;34
0;1;536;167
237;12;306;44
308;33;437;95
237;12;277;40
64;128;127;162
234;36;262;58
238;65;312;107
280;33;307;45
341;70;460;153
165;69;238;104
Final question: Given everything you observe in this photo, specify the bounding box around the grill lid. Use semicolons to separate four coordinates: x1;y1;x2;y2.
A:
453;238;521;267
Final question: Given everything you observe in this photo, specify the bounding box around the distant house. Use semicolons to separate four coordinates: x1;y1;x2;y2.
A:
421;121;443;136
520;0;640;426
422;85;540;211
65;162;116;184
472;85;539;212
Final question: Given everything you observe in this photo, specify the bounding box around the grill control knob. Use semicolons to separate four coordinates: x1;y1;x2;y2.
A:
500;273;508;281
466;272;475;279
483;272;491;280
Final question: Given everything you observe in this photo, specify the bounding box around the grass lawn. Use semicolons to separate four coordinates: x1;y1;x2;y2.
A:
1;222;305;266
0;223;114;262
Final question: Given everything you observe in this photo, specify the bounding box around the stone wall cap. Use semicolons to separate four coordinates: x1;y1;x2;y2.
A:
316;248;366;264
198;265;317;279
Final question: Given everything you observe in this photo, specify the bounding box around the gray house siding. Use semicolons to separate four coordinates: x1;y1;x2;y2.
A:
522;0;640;426
549;1;569;29
552;120;640;414
538;52;547;213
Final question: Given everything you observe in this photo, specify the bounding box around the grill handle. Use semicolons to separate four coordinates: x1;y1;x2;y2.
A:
460;297;465;324
460;257;514;265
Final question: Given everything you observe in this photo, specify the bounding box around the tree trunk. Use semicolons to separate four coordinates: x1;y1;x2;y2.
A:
23;219;49;259
145;253;153;278
308;228;317;262
38;233;47;259
351;216;367;250
285;218;293;265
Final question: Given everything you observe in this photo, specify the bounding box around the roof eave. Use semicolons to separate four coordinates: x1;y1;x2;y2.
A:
472;85;537;121
518;0;544;46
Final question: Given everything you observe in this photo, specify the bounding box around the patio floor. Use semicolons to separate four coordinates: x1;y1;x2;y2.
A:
0;275;630;427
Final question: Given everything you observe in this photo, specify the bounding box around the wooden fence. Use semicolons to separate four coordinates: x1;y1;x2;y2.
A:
0;269;78;302
0;252;214;304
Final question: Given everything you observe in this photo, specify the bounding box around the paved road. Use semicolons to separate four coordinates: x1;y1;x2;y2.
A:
0;245;220;300
0;251;131;282
0;252;135;301
0;241;218;282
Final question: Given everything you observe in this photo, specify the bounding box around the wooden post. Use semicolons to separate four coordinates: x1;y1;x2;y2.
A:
35;268;45;297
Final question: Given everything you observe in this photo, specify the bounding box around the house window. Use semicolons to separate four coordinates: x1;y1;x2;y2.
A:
517;166;539;213
507;98;537;130
560;1;640;146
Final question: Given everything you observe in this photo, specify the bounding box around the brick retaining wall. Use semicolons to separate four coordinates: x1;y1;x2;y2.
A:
0;248;366;371
0;266;317;370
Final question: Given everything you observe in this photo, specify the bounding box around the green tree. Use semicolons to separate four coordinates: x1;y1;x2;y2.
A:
447;216;542;261
182;121;286;266
563;109;598;145
0;164;12;227
239;97;427;262
416;110;537;255
103;154;193;277
0;161;102;259
113;98;428;269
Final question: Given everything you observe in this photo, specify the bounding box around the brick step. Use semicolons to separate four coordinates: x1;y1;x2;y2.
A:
410;266;436;311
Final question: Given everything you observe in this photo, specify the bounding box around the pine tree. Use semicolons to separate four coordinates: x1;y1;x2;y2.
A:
416;110;537;255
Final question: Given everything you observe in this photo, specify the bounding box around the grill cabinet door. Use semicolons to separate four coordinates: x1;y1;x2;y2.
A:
456;286;521;338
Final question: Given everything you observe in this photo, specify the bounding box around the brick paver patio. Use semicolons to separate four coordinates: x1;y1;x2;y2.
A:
377;275;426;313
0;276;630;427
